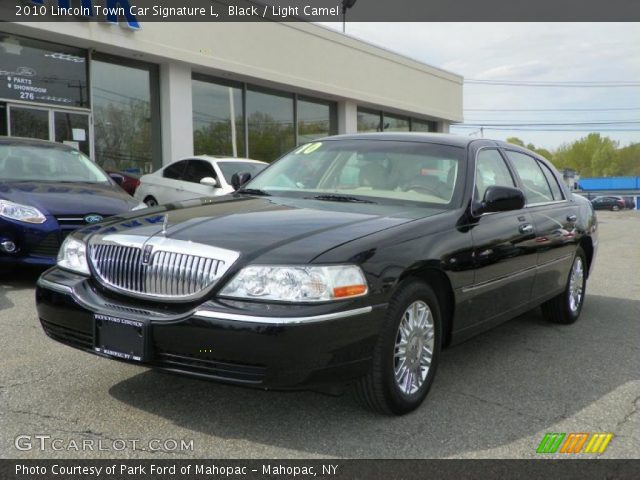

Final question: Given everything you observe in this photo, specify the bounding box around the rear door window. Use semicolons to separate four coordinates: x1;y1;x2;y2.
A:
505;151;554;205
537;160;565;201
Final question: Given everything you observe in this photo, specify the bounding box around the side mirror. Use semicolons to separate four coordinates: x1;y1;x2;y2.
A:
109;173;124;186
200;176;219;188
476;186;525;215
231;172;252;191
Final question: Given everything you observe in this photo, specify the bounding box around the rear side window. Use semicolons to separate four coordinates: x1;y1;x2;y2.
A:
538;160;564;201
505;151;554;204
163;160;187;180
475;149;516;201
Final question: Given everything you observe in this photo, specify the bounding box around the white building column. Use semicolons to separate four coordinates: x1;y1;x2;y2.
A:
159;62;193;165
437;121;450;133
337;100;358;134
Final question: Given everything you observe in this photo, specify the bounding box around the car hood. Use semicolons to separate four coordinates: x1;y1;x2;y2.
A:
87;195;447;264
0;181;138;215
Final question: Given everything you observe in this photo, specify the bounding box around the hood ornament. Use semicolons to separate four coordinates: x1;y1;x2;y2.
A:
161;215;168;235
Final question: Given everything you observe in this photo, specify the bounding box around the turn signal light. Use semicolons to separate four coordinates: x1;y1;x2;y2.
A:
333;284;367;298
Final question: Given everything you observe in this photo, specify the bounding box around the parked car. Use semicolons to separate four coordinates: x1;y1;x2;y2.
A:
0;137;146;270
611;195;635;210
591;196;625;211
134;156;268;206
106;170;141;196
36;133;597;414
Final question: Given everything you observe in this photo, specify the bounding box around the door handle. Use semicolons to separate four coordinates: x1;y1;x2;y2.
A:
567;214;577;222
519;223;534;234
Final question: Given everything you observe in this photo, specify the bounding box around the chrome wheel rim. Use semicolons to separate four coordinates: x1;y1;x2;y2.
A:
568;256;584;313
146;199;157;207
394;300;435;395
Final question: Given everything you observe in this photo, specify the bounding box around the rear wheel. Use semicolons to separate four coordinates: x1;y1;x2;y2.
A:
144;196;158;207
354;280;442;415
611;204;620;211
541;247;586;324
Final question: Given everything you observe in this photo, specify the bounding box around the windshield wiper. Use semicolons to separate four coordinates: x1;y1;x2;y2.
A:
236;188;271;196
310;194;377;204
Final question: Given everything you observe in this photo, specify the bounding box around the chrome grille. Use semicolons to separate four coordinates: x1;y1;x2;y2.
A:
88;238;239;300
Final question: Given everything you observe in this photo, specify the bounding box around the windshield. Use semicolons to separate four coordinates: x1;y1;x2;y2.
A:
244;140;464;205
0;145;110;183
217;161;267;184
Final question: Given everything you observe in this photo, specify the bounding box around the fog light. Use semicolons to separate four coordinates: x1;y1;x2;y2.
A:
1;240;17;253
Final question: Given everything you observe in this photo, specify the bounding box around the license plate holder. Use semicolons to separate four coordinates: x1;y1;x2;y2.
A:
94;313;148;362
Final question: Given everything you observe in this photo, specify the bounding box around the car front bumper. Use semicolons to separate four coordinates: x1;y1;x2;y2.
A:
35;268;386;390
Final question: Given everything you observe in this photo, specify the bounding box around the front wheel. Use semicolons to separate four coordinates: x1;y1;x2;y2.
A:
354;280;442;415
541;247;587;324
144;196;158;207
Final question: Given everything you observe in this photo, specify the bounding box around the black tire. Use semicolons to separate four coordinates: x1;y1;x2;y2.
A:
354;280;442;415
144;196;158;207
611;204;620;211
541;247;587;325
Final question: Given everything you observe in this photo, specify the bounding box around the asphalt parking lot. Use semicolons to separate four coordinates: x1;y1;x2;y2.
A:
1;210;638;459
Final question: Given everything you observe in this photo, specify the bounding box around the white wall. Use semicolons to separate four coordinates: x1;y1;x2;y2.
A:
4;21;463;123
159;63;193;163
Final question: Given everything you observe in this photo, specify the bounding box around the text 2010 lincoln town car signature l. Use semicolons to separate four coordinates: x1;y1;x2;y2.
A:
36;134;597;414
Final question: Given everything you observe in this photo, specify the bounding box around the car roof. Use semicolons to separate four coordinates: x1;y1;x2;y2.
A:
319;132;476;148
0;136;75;151
187;155;267;164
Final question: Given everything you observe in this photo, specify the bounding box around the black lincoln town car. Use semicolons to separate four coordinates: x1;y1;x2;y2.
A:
36;133;597;414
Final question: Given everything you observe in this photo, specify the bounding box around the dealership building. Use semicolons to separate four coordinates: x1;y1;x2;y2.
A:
0;17;463;173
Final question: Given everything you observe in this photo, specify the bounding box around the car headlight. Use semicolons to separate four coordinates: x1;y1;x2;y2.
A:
132;202;148;211
0;200;46;224
57;236;90;275
219;265;368;302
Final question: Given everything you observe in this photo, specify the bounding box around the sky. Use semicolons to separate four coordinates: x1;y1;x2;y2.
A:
319;23;640;151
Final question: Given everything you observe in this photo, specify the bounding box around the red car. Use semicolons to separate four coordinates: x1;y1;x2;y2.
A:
107;171;141;196
590;196;625;211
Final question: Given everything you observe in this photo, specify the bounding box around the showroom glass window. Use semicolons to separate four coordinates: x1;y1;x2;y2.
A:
192;77;245;157
91;56;160;174
411;119;437;132
357;108;382;132
0;34;88;108
0;104;8;136
297;98;336;143
384;113;410;132
246;88;295;162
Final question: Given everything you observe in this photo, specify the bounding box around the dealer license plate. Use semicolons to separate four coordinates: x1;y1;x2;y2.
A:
94;313;147;362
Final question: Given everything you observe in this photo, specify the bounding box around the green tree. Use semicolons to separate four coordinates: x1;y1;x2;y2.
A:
506;137;553;162
553;133;621;177
506;137;525;147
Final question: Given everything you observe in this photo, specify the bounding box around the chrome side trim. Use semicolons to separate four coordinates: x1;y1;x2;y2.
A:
193;306;373;325
537;253;573;269
461;266;536;293
526;200;568;208
36;278;74;294
461;253;574;293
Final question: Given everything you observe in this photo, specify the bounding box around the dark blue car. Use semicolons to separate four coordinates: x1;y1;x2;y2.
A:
0;137;144;270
